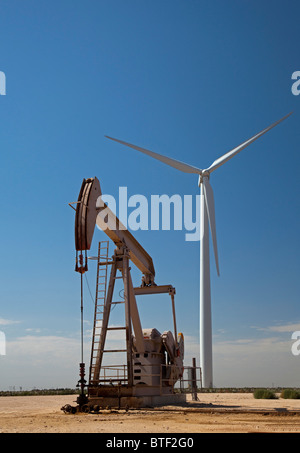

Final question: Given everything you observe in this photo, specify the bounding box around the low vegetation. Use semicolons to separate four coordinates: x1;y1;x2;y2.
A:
0;388;78;397
1;387;300;398
280;389;300;399
253;389;277;399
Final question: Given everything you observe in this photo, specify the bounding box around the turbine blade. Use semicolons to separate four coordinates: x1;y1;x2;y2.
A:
105;135;202;174
207;112;293;174
203;178;220;276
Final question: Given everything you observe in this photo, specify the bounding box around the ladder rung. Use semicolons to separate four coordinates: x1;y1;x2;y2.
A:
103;349;127;353
91;378;128;384
107;326;126;330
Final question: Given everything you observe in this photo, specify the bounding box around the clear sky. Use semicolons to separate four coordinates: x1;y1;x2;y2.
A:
0;0;299;390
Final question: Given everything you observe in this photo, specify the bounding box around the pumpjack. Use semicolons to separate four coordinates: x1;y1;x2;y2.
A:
67;177;185;410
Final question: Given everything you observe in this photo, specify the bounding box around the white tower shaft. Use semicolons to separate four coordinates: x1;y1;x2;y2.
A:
200;179;213;388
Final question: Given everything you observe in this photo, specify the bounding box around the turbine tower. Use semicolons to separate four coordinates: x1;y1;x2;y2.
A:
105;112;292;388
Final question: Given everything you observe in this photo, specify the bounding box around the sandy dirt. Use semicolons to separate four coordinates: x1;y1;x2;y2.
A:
1;393;300;433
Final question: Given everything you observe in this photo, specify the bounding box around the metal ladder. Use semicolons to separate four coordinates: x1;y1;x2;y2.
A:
89;241;110;384
89;244;132;386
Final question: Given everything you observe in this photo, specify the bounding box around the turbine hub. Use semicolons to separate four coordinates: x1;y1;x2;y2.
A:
198;171;210;185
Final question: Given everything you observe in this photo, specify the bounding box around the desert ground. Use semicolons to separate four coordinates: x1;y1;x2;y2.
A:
1;393;300;433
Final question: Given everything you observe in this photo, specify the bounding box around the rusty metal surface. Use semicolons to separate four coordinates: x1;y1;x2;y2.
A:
75;177;101;251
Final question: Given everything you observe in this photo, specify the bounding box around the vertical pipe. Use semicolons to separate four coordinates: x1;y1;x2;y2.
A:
170;293;178;347
192;357;197;401
80;272;84;364
123;252;133;387
128;272;145;353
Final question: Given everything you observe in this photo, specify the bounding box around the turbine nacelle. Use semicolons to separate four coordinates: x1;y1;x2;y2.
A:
199;171;210;186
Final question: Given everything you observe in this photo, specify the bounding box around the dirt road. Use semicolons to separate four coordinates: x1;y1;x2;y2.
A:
1;393;300;433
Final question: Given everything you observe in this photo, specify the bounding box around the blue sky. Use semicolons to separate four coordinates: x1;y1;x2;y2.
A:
0;0;299;390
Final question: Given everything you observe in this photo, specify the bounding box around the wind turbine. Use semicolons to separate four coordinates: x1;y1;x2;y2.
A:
105;111;292;388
